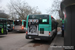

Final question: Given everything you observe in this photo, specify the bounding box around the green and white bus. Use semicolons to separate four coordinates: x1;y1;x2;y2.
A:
0;18;8;35
7;20;13;32
26;15;58;40
13;20;26;32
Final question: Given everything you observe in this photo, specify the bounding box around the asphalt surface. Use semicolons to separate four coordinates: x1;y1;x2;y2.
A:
48;35;64;50
0;32;53;50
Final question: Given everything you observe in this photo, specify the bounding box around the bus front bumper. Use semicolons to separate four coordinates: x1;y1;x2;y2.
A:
26;35;51;40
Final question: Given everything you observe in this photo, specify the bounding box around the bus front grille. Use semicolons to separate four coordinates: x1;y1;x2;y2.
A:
40;28;44;34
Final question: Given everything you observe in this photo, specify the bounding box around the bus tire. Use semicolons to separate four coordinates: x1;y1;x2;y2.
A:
51;33;55;40
50;37;53;41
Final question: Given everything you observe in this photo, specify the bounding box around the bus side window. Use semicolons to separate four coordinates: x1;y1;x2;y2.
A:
24;21;26;27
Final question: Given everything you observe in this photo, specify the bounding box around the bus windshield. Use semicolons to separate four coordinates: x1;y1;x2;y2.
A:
7;21;13;28
29;15;49;24
14;21;22;26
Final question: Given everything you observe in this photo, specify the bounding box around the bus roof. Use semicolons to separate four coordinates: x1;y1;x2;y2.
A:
28;14;51;16
27;14;55;19
0;18;7;20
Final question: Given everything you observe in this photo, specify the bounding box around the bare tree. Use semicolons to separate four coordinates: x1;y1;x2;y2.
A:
47;0;62;19
8;0;41;20
31;7;41;14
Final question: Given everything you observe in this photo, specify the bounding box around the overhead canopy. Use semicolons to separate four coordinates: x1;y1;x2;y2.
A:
0;13;9;19
61;0;75;11
59;0;75;19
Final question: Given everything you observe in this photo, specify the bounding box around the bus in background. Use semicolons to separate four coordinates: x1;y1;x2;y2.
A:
7;20;13;32
13;20;26;32
0;18;8;35
26;15;58;40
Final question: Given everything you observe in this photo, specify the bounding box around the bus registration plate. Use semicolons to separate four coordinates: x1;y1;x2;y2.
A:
17;30;19;31
35;38;40;40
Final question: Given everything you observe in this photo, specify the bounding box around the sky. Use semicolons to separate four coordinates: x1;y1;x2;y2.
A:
0;0;54;14
0;0;62;19
25;0;54;14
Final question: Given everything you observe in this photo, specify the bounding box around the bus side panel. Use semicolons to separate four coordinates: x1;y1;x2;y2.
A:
26;15;29;31
49;15;52;31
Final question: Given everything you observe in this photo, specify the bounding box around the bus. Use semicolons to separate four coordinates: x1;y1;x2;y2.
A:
26;15;58;40
13;20;26;32
7;20;13;32
0;18;8;35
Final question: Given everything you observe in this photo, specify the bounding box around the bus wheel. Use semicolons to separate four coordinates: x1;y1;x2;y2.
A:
51;33;55;40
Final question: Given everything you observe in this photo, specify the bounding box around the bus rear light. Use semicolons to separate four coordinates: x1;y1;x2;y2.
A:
32;20;33;22
49;32;50;35
26;31;28;34
13;27;14;29
21;20;22;22
22;26;24;30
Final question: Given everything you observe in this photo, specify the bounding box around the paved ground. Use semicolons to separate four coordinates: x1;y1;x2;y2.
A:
0;32;52;50
48;35;64;50
0;31;64;50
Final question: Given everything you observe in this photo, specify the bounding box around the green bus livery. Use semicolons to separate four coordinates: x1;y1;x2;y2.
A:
0;18;8;35
26;15;58;40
